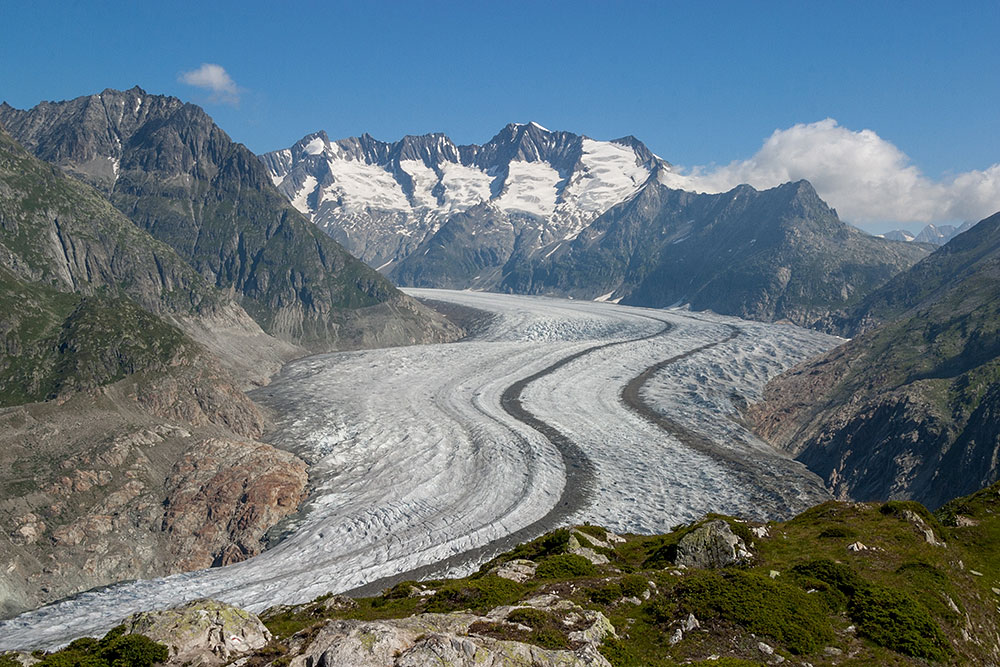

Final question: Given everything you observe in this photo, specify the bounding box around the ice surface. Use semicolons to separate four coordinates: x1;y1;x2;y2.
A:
0;291;838;651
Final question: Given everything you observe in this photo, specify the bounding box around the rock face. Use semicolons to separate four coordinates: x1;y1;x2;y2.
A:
750;212;1000;507
0;88;459;351
0;408;307;616
123;599;270;666
674;520;752;569
161;438;308;568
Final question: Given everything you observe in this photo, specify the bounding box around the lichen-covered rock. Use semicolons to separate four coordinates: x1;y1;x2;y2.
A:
122;598;270;666
490;558;538;583
567;533;610;566
290;595;615;667
674;520;751;568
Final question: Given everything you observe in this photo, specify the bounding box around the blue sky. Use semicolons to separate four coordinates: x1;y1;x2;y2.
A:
2;1;998;231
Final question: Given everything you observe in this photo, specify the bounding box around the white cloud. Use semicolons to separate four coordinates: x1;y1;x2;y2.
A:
179;63;241;104
660;119;1000;226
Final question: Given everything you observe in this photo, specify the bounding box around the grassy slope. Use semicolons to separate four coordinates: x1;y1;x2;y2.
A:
255;483;1000;666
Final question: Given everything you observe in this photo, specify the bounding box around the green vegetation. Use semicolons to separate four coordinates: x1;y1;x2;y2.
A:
849;585;952;661
425;575;524;613
29;626;167;667
0;284;194;407
194;485;1000;665
653;569;832;654
535;553;596;579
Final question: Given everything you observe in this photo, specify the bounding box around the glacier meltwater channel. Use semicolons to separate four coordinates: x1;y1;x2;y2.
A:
0;290;840;650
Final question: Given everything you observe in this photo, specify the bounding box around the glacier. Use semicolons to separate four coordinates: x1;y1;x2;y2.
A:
0;290;839;650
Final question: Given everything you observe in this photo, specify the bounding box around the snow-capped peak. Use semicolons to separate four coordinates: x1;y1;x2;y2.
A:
260;124;674;267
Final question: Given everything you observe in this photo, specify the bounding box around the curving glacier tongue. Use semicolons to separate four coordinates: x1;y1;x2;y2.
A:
0;290;839;651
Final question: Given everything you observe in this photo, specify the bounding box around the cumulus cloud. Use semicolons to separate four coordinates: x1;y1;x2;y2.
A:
660;119;1000;226
179;63;241;104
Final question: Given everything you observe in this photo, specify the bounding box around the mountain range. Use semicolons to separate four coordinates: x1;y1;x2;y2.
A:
881;221;976;245
266;124;930;330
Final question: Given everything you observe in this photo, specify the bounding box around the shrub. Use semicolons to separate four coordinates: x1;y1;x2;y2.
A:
620;574;648;598
425;576;523;613
576;524;608;540
791;559;863;597
529;628;568;650
667;570;833;655
383;581;418;599
481;529;571;572
33;627;168;667
849;585;951;661
817;525;856;539
535;554;597;579
589;583;622;605
505;607;549;628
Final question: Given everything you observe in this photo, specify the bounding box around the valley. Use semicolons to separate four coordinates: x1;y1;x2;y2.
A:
0;290;837;651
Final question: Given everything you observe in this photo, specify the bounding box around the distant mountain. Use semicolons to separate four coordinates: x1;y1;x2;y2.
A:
0;88;457;351
749;212;1000;508
266;125;929;330
880;229;916;242
496;179;929;329
261;122;674;272
879;221;975;246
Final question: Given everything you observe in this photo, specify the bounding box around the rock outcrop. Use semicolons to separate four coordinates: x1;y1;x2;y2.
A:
674;520;752;569
0;406;308;616
123;599;270;666
290;595;616;667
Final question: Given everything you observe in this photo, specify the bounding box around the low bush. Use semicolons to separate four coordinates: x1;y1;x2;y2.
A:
535;554;597;579
576;524;608;540
32;626;168;667
425;576;523;613
505;607;549;628
849;585;951;661
663;570;833;655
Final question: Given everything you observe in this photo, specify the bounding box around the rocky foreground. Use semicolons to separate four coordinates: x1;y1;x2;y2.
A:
7;481;1000;666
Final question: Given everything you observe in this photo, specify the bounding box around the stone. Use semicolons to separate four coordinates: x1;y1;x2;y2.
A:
123;598;270;666
674;520;751;568
824;646;843;656
669;628;683;645
751;525;770;539
683;613;700;631
321;594;358;611
847;541;867;552
567;533;610;565
758;641;774;654
490;558;538;583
